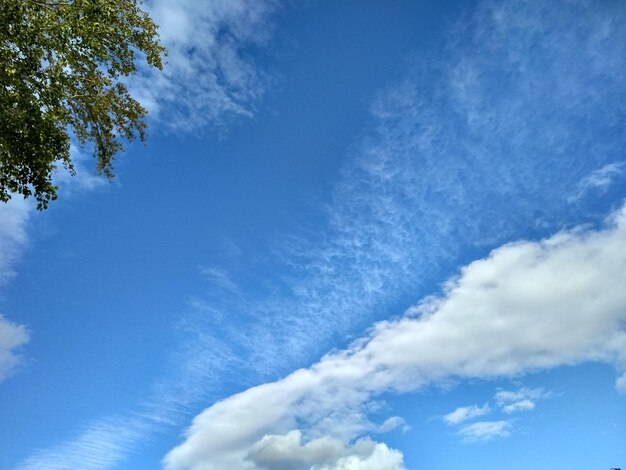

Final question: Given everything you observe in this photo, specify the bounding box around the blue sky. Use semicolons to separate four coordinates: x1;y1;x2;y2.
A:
1;0;626;469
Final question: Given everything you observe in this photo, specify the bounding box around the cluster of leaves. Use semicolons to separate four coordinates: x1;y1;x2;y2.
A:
0;0;165;209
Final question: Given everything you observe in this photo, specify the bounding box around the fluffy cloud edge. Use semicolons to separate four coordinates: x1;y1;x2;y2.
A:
246;430;405;470
163;203;626;469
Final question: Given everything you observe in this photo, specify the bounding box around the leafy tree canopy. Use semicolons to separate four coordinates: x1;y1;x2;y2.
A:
0;0;165;209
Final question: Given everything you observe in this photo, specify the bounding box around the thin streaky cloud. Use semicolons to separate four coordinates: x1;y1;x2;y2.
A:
458;421;512;443
17;0;626;467
0;314;29;383
569;161;626;202
502;399;535;414
165;203;626;469
11;1;283;467
0;146;102;385
583;162;625;190
495;387;548;414
494;387;547;406
0;198;32;286
444;404;491;425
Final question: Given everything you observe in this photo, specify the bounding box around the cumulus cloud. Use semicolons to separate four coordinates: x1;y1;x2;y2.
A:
132;0;279;130
21;0;626;466
0;315;29;382
444;404;491;425
458;421;511;443
164;204;626;469
246;430;405;470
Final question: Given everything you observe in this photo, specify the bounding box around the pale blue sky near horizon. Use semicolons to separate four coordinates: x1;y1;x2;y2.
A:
1;1;625;469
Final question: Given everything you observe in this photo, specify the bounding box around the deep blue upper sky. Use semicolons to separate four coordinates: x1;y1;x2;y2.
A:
0;1;625;469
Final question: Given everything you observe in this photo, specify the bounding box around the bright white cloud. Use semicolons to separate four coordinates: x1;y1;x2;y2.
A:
0;315;29;382
246;430;405;470
132;0;279;130
444;404;490;425
164;204;626;469
20;0;626;467
458;421;511;443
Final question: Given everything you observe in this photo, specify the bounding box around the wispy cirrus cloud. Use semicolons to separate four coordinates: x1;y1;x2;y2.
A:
0;314;29;383
458;421;512;443
444;404;491;426
495;387;549;414
132;0;280;131
0;196;33;385
569;161;626;202
580;162;625;192
9;1;283;466
17;0;626;467
15;416;151;470
0;145;112;387
0;198;32;286
164;204;626;469
203;0;626;380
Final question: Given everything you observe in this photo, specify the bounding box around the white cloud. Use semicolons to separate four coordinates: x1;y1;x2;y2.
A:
199;266;240;294
444;404;490;425
1;145;107;285
313;443;404;470
581;162;625;191
52;144;109;194
0;198;32;285
245;430;405;470
164;204;626;469
458;421;511;443
8;1;279;464
501;399;534;414
20;0;626;466
494;387;547;414
0;314;29;382
0;199;32;383
132;0;280;130
377;416;408;434
569;162;626;202
0;145;109;388
16;415;153;470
